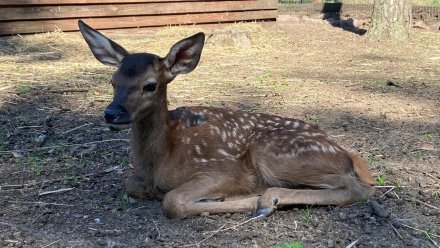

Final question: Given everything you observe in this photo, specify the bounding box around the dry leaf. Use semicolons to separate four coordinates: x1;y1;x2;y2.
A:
419;143;435;151
11;151;23;158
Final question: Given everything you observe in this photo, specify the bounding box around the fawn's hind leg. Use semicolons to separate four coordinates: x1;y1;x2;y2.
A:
254;175;374;217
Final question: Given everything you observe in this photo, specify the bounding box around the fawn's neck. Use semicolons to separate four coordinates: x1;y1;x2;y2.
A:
130;96;169;192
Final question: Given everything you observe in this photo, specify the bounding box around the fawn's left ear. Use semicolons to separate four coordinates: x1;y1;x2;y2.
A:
78;20;129;67
164;32;205;75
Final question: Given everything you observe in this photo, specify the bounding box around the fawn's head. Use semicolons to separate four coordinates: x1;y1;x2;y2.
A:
78;20;205;130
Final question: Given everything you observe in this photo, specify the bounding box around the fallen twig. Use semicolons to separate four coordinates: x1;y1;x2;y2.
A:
387;220;403;240
153;220;161;239
62;123;93;134
40;239;61;248
17;125;44;129
49;88;89;94
0;138;129;155
185;216;260;247
380;186;396;198
345;239;359;248
39;188;74;196
400;223;440;247
415;199;439;210
374;185;404;188
0;166;120;191
183;224;227;247
7;201;75;207
203;215;260;235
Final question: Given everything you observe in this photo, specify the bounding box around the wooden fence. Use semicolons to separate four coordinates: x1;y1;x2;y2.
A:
0;0;278;35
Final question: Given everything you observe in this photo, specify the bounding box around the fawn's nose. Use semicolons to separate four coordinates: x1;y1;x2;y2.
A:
103;105;130;124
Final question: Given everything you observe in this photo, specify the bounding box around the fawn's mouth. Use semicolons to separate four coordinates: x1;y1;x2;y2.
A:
106;122;131;131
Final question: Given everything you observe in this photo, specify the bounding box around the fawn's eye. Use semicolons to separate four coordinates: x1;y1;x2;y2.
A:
143;83;157;92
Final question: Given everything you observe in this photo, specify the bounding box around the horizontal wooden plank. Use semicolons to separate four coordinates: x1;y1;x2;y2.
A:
0;10;278;35
0;0;251;6
0;0;277;21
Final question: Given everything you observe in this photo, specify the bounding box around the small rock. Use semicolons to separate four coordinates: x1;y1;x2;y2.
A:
339;212;347;220
327;240;335;248
96;239;107;246
34;134;47;145
78;144;97;156
147;229;158;240
370;200;391;218
390;219;401;229
88;229;98;236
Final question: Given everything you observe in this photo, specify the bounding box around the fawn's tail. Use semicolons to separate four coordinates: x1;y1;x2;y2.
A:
350;154;375;186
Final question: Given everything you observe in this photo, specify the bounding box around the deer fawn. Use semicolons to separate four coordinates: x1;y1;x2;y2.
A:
78;20;375;218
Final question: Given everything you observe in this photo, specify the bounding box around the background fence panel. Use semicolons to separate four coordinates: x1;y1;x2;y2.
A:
0;0;278;35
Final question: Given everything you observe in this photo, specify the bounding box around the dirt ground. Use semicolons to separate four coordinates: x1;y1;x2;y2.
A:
0;17;439;248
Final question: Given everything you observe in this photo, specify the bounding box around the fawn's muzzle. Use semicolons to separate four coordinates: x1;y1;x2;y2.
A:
103;104;131;130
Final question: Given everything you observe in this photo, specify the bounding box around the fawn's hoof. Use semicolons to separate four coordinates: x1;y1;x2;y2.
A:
253;196;278;218
253;206;274;218
125;175;151;199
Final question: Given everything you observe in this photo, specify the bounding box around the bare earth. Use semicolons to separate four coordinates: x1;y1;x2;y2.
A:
0;19;439;248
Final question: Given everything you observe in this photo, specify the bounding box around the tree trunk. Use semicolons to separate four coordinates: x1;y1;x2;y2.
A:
367;0;412;41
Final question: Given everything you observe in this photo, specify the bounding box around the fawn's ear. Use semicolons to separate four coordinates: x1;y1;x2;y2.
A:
164;32;205;75
78;20;129;67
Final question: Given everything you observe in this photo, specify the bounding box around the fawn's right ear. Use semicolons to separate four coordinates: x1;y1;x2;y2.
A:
78;20;129;67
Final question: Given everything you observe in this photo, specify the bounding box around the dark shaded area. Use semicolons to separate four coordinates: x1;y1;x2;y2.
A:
322;3;367;35
1;86;438;247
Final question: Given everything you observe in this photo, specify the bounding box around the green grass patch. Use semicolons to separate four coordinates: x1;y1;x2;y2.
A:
274;241;304;248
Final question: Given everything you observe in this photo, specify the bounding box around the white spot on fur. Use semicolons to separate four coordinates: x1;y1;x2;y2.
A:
194;158;208;163
293;122;300;128
299;131;310;136
211;126;220;135
195;145;201;154
217;149;231;157
232;129;237;137
222;131;227;142
310;145;320;152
